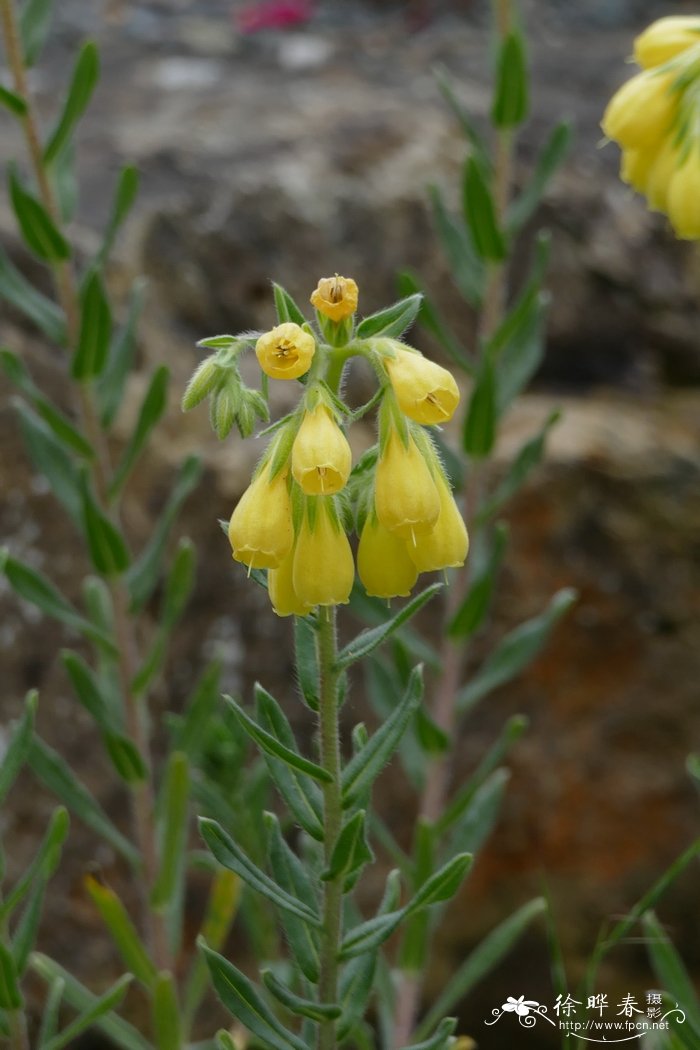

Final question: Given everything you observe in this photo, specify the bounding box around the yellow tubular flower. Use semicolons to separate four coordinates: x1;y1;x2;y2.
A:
407;474;469;573
601;70;677;149
310;275;359;321
620;147;657;193
293;499;354;607
646;137;681;211
383;345;460;425
357;515;418;599
374;431;440;542
667;151;700;239
228;465;293;569
256;323;315;380
268;548;313;617
291;404;352;495
634;17;700;69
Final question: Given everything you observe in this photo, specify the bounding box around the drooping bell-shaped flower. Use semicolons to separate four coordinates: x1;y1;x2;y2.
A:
634;16;700;69
357;514;418;599
601;70;678;150
268;547;313;617
292;497;354;607
667;150;700;239
255;322;316;380
382;343;460;425
291;404;352;495
407;474;469;574
374;431;440;542
228;464;293;569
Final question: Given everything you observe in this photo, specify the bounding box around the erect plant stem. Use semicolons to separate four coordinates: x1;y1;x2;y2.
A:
316;606;343;1050
0;0;170;972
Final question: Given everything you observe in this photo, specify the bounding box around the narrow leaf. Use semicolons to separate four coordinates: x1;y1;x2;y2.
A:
337;950;377;1041
80;474;130;575
495;292;548;413
72;272;112;380
507;121;572;235
406;853;472;914
9;168;70;261
96;279;146;427
171;662;221;763
434;64;491;171
152;972;181;1050
262;970;340;1021
199;819;320;927
294;616;319;711
200;942;307;1050
43;974;132;1050
336;584;441;670
15;400;82;524
0;945;22;1009
52;140;77;223
463;356;497;458
448;522;508;638
0;243;66;343
0;85;27;116
398;1017;456;1050
98;166;140;266
339;910;405;961
477;411;561;523
322;810;373;883
0;807;69;921
643;912;700;1041
151;753;190;910
492;30;529;128
395;270;469;369
428;184;484;309
265;813;320;983
19;0;54;66
104;734;146;784
356;294;422;340
13;873;48;973
0;690;37;805
108;366;169;499
0;353;95;457
44;43;100;166
342;666;423;808
446;769;509;858
224;694;331;784
457;588;577;714
85;876;157;988
463;157;506;262
61;650;112;730
272;283;306;327
28;736;138;865
37;975;64;1048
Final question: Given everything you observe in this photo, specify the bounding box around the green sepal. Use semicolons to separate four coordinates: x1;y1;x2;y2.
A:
43;42;100;166
463;356;497;458
8;166;70;261
448;522;509;638
224;694;331;784
151;753;190;910
264;813;320;984
72;271;112;380
356;294;422;341
457;588;577;714
492;30;529;128
0;689;37;806
108;365;169;499
199;940;308;1050
335;584;442;670
272;283;306;327
321;810;373;885
262;969;341;1022
199;819;321;927
463;157;506;262
341;666;423;808
152;972;181;1050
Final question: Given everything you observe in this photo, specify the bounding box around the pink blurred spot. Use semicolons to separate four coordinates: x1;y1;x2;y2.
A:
235;0;314;33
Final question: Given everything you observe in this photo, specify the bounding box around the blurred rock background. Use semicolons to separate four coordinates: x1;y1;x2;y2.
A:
1;0;699;1046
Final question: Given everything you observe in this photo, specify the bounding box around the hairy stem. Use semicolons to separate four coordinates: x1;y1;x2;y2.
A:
0;0;170;971
391;0;515;1043
316;606;343;1050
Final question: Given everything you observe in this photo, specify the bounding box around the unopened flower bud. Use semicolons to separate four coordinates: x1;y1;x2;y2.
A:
256;323;316;380
292;498;354;607
228;464;293;569
381;343;460;425
634;16;700;69
213;385;240;441
181;357;221;411
292;404;352;495
236;388;269;438
310;275;359;322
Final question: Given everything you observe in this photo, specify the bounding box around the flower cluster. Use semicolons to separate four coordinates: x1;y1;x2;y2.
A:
183;276;468;616
602;16;700;239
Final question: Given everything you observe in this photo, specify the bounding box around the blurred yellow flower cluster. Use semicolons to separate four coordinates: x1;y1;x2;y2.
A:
222;276;468;617
602;15;700;238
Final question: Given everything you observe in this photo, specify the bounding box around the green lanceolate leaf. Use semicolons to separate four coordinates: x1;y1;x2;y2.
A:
13;871;49;973
0;85;27;116
85;876;157;988
294;616;319;710
0;243;66;343
336;585;441;670
80;474;130;575
446;769;509;857
415;898;546;1041
339;909;405;961
433;64;491;172
0;807;69;922
477;411;561;523
0;690;37;805
200;942;308;1050
457;588;577;714
131;538;195;694
342;666;423;808
108;366;169;499
52;140;77;223
463;157;506;262
126;454;202;611
356;294;422;340
448;523;509;638
8;168;70;262
262;970;340;1022
272;283;306;327
19;0;54;66
170;662;221;763
199;819;321;927
224;694;331;784
61;650;112;729
0;944;22;1009
104;734;146;784
152;972;181;1050
395;271;468;369
428;184;484;310
151;753;190;910
265;813;320;983
44;42;100;166
0;550;114;650
506;121;572;235
322;810;373;884
72;272;112;380
42;974;132;1050
643;912;700;1041
96;279;146;427
492;30;529;128
495;292;548;413
407;853;472;914
337;950;377;1041
98;166;140;266
37;974;64;1048
28;736;138;865
1;351;93;457
31;954;151;1050
463;357;497;458
397;1017;456;1050
14;400;82;524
